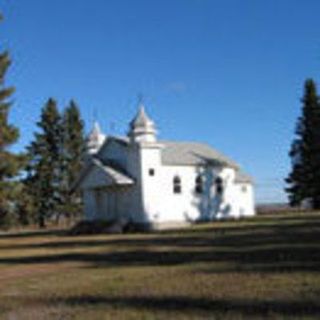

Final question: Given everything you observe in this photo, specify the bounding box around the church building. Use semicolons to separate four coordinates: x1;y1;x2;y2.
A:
74;105;255;229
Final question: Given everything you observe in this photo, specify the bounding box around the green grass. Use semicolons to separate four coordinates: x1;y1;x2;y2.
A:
1;212;320;319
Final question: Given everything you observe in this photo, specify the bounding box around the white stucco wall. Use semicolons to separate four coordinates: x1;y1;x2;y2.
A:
139;145;255;224
83;190;96;220
233;183;255;218
81;138;255;226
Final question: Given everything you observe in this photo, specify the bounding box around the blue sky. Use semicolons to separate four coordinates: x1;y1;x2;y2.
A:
1;0;320;203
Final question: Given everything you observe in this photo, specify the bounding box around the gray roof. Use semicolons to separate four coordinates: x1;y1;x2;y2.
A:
95;137;253;184
72;158;134;191
92;159;134;185
161;141;239;168
129;105;155;129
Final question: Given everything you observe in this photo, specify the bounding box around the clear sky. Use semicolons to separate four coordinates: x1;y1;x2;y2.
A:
1;0;320;203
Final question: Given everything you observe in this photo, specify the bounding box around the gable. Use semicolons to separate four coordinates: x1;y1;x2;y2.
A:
81;165;112;189
74;159;134;190
98;137;129;169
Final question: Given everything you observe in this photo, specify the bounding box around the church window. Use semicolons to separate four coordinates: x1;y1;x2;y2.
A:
242;185;247;193
195;175;203;194
173;176;182;194
149;168;155;176
216;177;223;195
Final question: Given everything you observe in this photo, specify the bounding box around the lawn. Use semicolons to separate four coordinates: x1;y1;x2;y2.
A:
0;212;320;319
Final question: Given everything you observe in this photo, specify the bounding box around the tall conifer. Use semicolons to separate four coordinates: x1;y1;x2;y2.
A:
0;17;23;226
60;100;85;220
26;98;62;227
286;79;320;208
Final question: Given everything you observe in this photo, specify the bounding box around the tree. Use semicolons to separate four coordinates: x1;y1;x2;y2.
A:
25;99;86;227
286;79;320;208
25;98;62;227
0;42;23;226
59;100;85;221
13;181;37;226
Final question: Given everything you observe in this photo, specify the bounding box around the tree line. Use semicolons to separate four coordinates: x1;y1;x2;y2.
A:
1;94;86;229
0;15;86;229
23;98;85;228
2;13;320;230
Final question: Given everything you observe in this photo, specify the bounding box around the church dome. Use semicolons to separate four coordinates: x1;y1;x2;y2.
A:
130;104;155;129
86;121;106;154
128;104;157;143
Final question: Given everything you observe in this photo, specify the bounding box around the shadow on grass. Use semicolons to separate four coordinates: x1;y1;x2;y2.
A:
0;245;319;273
0;229;65;239
67;295;320;316
2;219;320;250
0;216;320;273
13;294;320;318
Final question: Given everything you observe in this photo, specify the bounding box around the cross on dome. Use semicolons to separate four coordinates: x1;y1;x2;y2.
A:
128;104;157;143
130;104;155;129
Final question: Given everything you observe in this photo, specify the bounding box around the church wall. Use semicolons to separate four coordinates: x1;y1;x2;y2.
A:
141;165;219;223
81;147;255;225
92;139;146;223
81;142;146;223
138;144;164;223
232;183;255;217
140;157;254;224
122;145;147;222
83;186;138;222
83;190;97;220
98;139;156;223
80;166;111;189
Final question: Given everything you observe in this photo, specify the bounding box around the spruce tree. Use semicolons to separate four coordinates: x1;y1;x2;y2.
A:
25;98;62;227
286;79;320;208
0;48;23;226
60;100;85;221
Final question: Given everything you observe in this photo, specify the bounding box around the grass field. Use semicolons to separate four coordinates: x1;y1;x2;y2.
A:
0;212;320;319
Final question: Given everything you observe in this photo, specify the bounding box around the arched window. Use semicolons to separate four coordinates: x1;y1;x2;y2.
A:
195;175;203;194
216;177;223;195
173;176;182;194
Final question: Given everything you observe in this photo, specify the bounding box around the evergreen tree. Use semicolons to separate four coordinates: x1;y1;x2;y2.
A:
0;45;23;225
286;79;320;208
25;98;62;227
14;181;37;226
60;100;85;221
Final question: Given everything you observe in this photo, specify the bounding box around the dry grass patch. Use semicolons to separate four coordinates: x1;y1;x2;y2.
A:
0;212;320;319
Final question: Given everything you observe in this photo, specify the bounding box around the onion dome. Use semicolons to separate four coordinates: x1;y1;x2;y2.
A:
128;104;157;143
86;121;106;155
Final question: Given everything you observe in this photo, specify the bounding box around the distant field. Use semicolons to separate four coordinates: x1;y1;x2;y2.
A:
0;212;320;319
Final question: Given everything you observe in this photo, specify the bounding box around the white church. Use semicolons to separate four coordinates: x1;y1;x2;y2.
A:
74;105;255;229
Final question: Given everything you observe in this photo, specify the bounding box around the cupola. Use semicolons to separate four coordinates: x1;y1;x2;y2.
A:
128;104;157;143
86;121;106;155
